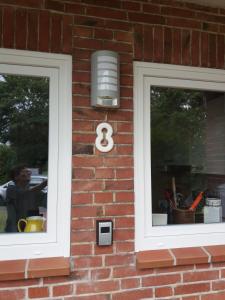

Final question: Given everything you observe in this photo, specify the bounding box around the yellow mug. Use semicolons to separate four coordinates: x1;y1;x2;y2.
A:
17;216;45;233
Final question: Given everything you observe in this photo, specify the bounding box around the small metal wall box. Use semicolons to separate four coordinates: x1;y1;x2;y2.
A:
91;50;120;108
96;220;113;246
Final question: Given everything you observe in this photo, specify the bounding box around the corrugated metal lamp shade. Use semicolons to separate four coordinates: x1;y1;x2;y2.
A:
91;50;120;108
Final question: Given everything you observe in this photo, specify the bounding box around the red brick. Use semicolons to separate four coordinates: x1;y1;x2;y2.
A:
70;295;109;300
74;15;105;28
72;180;103;192
94;245;114;255
1;0;43;8
143;273;181;287
116;168;133;179
116;145;133;155
121;278;140;289
74;36;103;50
105;19;132;31
136;249;174;269
74;256;102;269
134;24;143;60
0;290;25;299
86;6;126;20
28;287;49;298
71;218;94;230
71;230;95;243
202;291;225;300
112;289;153;300
171;247;209;265
53;284;73;296
73;121;94;132
209;33;216;68
114;31;133;43
45;0;64;12
155;286;173;298
143;3;161;14
115;216;134;228
73;157;103;167
63;14;73;54
174;283;210;295
172;28;182;64
115;192;134;203
73;107;106;120
154;26;163;62
95;28;113;40
77;280;119;294
164;27;172;63
96;168;114;179
217;35;225;68
105;179;133;191
105;204;134;216
207;245;225;262
122;1;141;11
72;205;99;218
73;26;93;38
212;280;225;291
129;12;165;25
105;254;134;266
167;17;201;29
201;32;209;67
0;260;26;281
73;168;94;179
73;133;95;143
104;40;133;53
27;257;70;279
115;241;134;253
15;8;27;49
39;10;50;52
182;29;191;65
104;157;133;167
114;229;134;241
191;30;200;66
27;10;38;51
72;83;89;95
73;71;90;83
162;6;195;18
65;3;84;14
51;13;62;52
91;268;111;280
95;192;113;203
71;244;92;256
72;193;93;205
73;60;90;72
183;270;219;282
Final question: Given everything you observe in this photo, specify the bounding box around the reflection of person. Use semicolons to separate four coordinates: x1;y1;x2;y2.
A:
5;165;47;233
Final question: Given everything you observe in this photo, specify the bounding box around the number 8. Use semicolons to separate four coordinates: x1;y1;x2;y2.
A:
95;122;114;153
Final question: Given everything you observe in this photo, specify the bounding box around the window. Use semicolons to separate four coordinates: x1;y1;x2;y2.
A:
0;48;72;260
134;62;225;251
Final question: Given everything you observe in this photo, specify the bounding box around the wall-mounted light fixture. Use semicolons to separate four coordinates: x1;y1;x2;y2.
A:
91;50;120;108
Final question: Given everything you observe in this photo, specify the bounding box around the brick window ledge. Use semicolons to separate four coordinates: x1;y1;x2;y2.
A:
136;245;225;269
0;257;70;281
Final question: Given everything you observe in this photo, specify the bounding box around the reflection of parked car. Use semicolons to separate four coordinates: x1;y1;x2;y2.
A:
0;175;47;205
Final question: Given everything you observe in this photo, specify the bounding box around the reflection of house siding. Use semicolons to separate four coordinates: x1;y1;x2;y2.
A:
206;96;225;174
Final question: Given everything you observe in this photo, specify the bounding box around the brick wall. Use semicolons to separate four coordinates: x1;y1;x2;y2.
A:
0;0;225;299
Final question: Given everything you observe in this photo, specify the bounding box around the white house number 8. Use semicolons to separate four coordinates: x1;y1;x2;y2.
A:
95;122;114;153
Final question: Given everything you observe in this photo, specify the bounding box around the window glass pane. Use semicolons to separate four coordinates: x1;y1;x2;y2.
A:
0;74;49;233
151;86;225;226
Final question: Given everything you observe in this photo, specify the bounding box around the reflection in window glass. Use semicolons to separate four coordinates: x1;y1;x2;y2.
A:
0;74;49;233
151;87;225;226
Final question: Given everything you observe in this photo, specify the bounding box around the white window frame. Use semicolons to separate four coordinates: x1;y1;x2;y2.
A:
0;48;72;260
134;61;225;251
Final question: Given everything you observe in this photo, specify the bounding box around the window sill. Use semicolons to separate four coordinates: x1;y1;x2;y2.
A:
0;257;70;281
136;245;225;269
